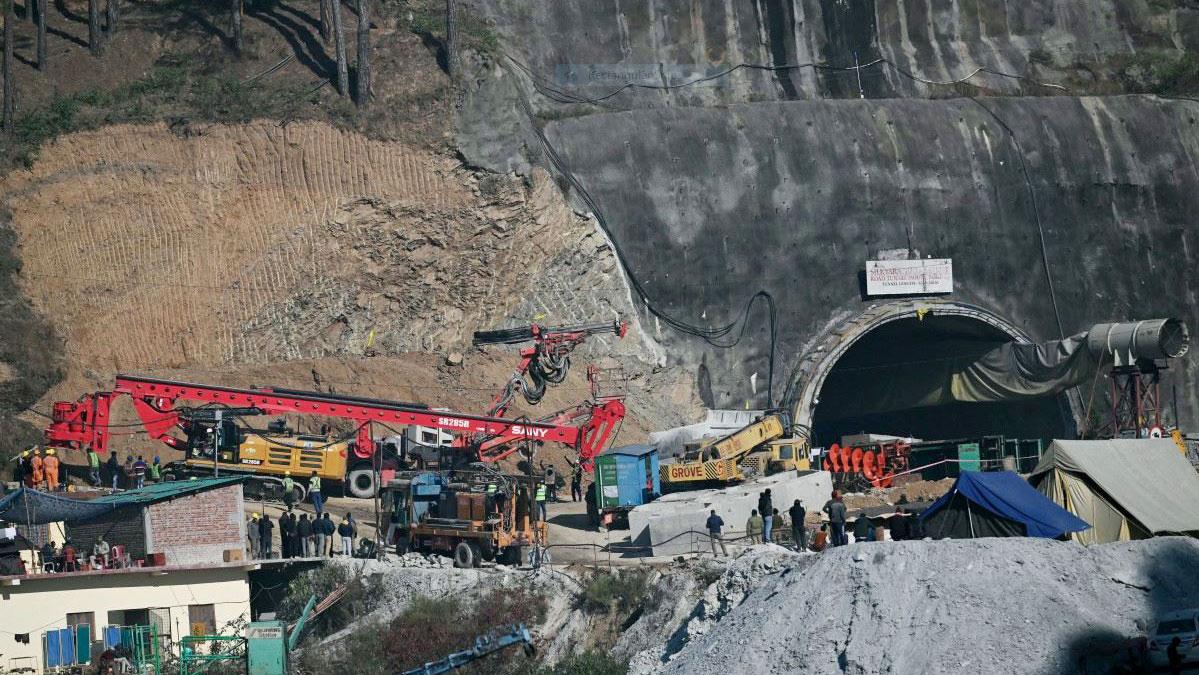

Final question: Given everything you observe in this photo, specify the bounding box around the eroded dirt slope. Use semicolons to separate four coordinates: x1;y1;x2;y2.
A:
3;121;699;460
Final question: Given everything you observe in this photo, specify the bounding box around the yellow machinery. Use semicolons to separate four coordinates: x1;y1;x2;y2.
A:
660;414;809;490
177;431;350;500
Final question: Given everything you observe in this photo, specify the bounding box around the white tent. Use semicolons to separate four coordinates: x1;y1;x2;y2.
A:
1028;439;1199;545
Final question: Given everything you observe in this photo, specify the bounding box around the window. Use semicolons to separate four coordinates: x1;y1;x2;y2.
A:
188;604;216;636
66;612;95;637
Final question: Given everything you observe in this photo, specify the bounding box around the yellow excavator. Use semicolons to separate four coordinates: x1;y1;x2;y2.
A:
659;412;809;491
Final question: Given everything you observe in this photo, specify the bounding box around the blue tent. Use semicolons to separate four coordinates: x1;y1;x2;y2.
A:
920;470;1090;539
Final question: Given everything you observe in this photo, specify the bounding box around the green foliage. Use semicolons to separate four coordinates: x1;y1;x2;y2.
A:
579;569;652;615
1145;52;1199;95
382;589;547;674
280;564;382;638
1;62;317;170
402;0;500;54
542;651;629;675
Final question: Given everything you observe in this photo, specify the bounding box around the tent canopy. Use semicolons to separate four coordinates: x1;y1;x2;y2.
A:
0;477;246;526
920;470;1090;539
1029;439;1199;537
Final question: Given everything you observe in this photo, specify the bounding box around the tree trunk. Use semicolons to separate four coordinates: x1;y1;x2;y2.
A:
3;0;14;133
354;0;369;106
445;0;457;79
35;0;44;70
87;0;100;55
318;0;330;42
230;0;242;56
331;0;348;96
105;0;116;35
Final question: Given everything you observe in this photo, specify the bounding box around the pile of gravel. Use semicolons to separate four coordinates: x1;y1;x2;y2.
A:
653;537;1199;674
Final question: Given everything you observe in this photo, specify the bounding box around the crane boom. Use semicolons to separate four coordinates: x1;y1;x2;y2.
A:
43;373;620;469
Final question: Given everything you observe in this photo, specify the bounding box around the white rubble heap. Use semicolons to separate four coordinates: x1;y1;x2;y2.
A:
650;537;1199;675
314;537;1199;674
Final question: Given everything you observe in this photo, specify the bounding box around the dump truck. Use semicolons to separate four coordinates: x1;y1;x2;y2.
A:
659;412;809;491
381;469;545;568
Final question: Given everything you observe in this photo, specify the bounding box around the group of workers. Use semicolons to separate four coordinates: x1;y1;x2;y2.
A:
704;490;927;556
11;446;166;492
248;508;358;559
11;447;63;491
37;535;122;573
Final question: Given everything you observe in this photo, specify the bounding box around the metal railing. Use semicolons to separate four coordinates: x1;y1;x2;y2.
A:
179;635;245;675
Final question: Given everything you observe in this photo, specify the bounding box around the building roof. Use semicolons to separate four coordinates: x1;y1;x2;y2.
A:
0;559;259;587
1029;439;1199;535
0;477;246;526
600;444;657;458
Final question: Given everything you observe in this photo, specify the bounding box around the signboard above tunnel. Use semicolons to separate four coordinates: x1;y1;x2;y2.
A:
865;259;954;296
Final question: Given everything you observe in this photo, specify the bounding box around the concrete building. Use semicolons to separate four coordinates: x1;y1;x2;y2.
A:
0;477;255;672
0;562;254;673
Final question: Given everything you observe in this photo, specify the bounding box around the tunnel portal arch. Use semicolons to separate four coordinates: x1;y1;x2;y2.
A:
787;300;1080;445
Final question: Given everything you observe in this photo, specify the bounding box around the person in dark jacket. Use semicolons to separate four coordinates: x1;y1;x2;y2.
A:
281;512;296;558
1168;637;1184;675
823;491;848;546
105;452;121;489
337;517;354;555
297;514;314;557
277;513;288;558
705;510;727;557
758;489;774;542
890;509;910;541
258;514;274;558
788;500;806;550
318;513;336;556
585;482;599;528
852;511;872;543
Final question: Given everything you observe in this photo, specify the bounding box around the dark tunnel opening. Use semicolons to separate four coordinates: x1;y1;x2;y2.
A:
810;316;1075;447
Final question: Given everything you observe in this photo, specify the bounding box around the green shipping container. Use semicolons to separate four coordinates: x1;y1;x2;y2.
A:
957;443;981;472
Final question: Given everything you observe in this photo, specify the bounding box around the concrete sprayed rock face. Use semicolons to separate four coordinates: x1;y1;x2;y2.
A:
540;96;1199;419
458;0;1199;426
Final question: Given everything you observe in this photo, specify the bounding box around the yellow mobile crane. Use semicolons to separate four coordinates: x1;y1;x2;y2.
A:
658;412;809;491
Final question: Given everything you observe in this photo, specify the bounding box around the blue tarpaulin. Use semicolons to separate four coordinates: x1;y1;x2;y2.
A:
0;477;246;525
920;470;1090;539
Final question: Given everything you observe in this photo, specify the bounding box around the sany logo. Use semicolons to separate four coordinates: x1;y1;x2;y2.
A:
437;417;472;429
511;425;551;439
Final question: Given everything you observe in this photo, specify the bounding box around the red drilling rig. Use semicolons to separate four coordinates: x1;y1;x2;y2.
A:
42;320;629;498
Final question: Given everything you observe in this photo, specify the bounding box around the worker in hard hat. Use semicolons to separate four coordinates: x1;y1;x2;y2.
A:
43;448;61;491
247;513;261;559
282;471;295;507
30;447;45;490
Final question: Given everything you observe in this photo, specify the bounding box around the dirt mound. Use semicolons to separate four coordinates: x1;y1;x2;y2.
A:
3;121;699;461
653;537;1199;675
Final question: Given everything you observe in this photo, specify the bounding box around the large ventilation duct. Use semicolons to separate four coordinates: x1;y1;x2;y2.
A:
1086;319;1190;366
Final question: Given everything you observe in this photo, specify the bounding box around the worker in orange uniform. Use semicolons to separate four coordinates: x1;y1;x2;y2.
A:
43;448;61;491
30;447;45;490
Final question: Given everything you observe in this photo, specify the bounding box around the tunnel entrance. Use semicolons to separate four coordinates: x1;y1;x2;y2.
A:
808;314;1074;447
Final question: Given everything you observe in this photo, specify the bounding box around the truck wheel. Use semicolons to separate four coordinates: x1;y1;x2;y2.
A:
469;542;483;568
480;541;496;563
453;541;475;569
347;468;377;499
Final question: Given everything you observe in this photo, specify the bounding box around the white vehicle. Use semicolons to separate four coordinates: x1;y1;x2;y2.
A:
1149;609;1199;667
